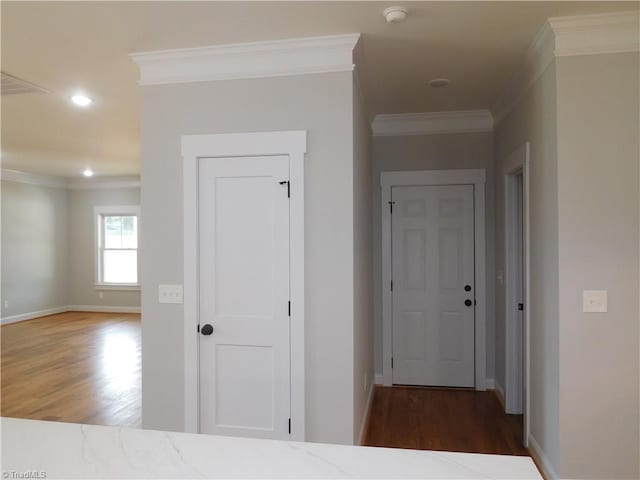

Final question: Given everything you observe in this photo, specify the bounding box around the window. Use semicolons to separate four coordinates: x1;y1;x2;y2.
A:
95;206;140;288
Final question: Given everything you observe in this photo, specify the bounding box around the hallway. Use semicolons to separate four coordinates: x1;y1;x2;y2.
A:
364;386;528;456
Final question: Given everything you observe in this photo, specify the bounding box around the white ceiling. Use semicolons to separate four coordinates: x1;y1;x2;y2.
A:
1;1;636;177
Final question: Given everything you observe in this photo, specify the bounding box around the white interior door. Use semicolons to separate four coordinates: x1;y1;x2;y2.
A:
391;184;475;387
512;172;525;414
198;155;290;439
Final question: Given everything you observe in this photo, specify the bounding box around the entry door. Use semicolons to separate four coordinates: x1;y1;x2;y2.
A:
198;155;290;439
391;184;475;387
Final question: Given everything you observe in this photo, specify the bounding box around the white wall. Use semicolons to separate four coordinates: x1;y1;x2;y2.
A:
1;180;68;319
68;187;141;308
140;72;363;444
371;132;496;381
556;52;639;480
494;61;561;474
352;75;374;443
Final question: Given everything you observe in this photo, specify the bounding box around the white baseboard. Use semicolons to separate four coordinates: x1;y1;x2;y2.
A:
0;306;68;325
528;433;558;480
1;305;141;325
374;374;383;385
485;377;495;389
495;381;506;410
357;380;376;446
495;381;505;400
67;305;141;314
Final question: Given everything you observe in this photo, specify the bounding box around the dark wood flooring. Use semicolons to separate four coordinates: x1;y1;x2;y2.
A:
1;311;141;427
363;385;528;456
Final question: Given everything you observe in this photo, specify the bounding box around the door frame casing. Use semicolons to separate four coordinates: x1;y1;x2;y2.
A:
182;130;306;440
503;142;531;444
381;169;487;389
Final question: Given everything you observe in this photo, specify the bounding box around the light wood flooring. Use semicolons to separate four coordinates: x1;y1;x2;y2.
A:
1;311;141;427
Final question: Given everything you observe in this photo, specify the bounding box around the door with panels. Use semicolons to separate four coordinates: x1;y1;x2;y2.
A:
391;184;475;388
198;155;291;439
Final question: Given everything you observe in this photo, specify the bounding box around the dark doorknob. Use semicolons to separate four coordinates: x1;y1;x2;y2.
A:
201;324;214;335
464;299;473;307
464;285;472;292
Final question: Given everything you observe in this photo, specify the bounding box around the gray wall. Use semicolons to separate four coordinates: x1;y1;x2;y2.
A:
1;181;141;320
140;72;362;444
68;187;141;308
495;51;640;479
556;52;639;480
1;180;69;318
371;132;495;381
352;75;374;442
494;62;561;473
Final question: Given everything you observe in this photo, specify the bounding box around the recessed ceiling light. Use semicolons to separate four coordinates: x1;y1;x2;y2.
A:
71;94;93;107
383;6;408;23
429;78;451;88
83;169;94;177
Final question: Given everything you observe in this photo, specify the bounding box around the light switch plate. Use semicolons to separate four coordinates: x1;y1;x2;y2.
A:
583;290;607;313
159;284;183;304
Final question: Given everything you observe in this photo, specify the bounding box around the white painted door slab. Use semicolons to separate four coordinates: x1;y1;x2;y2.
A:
391;185;475;387
198;155;290;439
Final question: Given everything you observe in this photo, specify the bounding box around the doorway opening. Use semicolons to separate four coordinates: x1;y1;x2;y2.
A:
504;142;530;446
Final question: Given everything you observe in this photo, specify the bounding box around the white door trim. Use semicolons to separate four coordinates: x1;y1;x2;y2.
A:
503;142;531;445
381;169;487;390
182;130;306;440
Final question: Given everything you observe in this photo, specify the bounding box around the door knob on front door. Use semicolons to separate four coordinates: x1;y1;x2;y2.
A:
464;299;473;307
201;324;214;335
464;285;472;292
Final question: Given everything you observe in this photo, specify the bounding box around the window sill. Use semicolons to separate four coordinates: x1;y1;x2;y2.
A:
95;284;141;292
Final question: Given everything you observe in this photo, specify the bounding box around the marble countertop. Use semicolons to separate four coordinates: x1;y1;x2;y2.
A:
1;417;541;479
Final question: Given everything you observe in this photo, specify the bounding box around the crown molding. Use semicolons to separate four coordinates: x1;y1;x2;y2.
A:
1;169;67;188
493;11;639;124
1;169;140;190
372;110;494;137
130;33;361;86
492;21;556;124
66;177;140;190
550;10;640;57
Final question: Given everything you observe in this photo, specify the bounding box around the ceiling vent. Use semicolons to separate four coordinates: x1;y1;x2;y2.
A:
1;72;49;95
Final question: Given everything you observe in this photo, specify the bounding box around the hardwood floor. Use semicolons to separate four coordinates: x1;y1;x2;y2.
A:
1;311;141;428
2;313;526;457
363;386;528;456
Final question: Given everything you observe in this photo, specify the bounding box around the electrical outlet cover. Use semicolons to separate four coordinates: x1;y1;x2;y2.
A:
583;290;607;313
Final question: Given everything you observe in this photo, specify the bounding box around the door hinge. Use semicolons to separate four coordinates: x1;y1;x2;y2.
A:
288;300;291;317
518;303;524;311
279;180;290;198
288;418;291;434
389;201;395;214
391;357;394;369
391;280;393;291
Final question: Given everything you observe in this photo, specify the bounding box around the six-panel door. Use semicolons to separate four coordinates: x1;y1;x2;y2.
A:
198;155;291;439
391;184;475;388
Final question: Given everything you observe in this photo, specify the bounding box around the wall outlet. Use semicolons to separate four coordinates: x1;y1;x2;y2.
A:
3;300;8;309
583;290;607;313
159;284;183;304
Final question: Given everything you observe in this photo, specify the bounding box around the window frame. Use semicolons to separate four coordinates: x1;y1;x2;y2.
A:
94;205;141;290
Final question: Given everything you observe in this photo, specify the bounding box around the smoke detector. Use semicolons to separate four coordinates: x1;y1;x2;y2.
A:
383;6;408;23
429;78;451;88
